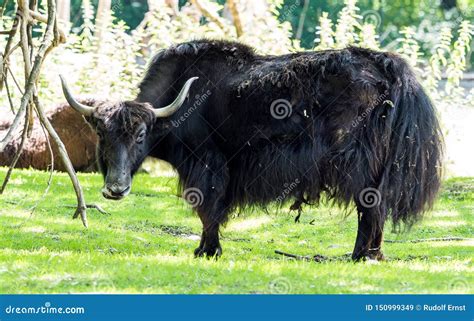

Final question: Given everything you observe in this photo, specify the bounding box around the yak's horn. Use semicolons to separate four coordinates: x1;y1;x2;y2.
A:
154;77;199;118
59;75;94;117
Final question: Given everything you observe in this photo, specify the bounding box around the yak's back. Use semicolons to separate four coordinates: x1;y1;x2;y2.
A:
138;40;256;105
157;39;256;60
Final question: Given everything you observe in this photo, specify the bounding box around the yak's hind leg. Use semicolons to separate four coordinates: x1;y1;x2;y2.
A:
352;198;385;261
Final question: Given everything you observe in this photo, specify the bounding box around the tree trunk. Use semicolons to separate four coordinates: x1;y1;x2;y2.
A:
95;0;111;49
56;0;70;28
227;0;243;37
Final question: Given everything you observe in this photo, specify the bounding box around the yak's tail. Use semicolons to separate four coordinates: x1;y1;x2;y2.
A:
330;52;443;228
373;56;443;226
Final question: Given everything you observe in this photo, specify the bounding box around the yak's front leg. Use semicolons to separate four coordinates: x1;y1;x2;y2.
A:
181;152;230;259
352;199;385;261
194;201;229;258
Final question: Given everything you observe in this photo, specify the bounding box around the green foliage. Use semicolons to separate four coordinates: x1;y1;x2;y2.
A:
69;0;148;32
77;0;96;50
334;0;361;48
445;20;474;97
314;12;335;50
0;168;472;294
311;2;473;107
0;0;472;113
305;0;473;106
425;27;453;98
397;27;423;73
358;23;379;50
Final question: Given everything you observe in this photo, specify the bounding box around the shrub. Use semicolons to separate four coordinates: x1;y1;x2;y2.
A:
1;0;472;113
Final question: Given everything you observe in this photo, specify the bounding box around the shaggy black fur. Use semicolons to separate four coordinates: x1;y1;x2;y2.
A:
83;39;443;261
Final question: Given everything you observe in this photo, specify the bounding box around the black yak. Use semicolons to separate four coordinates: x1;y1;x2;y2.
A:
60;40;442;261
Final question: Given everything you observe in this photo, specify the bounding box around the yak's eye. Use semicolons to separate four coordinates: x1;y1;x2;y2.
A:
136;129;146;143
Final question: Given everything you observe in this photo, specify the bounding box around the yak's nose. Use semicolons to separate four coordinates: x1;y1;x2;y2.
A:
102;183;130;200
107;183;128;194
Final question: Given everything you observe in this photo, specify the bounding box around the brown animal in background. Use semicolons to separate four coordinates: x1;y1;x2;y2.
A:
0;100;98;172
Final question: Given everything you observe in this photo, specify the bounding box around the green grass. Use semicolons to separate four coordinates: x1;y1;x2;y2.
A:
0;168;472;294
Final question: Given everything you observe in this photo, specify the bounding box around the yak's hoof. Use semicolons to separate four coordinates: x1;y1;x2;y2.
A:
352;248;385;262
194;244;222;259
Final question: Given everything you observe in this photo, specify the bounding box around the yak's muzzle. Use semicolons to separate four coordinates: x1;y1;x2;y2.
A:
102;183;131;200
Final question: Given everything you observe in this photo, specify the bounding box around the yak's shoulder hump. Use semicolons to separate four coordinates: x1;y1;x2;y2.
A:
151;39;256;63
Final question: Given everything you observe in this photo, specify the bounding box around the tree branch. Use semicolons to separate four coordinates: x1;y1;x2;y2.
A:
28;9;66;43
0;0;9;18
30;0;88;227
226;0;243;37
384;237;470;243
4;76;15;114
29;108;54;215
0;10;21;91
296;0;309;40
1;0;88;227
191;0;226;30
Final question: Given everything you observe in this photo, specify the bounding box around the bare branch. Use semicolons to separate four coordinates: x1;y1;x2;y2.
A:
296;0;309;40
65;204;109;215
0;11;20;91
29;9;66;43
0;99;27;151
1;0;88;227
30;0;88;227
385;237;470;243
33;92;88;227
4;76;15;114
191;0;226;31
2;41;21;62
8;65;24;94
29;109;54;215
95;0;111;51
226;0;243;37
0;0;9;18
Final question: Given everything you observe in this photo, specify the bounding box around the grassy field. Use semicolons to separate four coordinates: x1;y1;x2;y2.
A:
0;168;472;294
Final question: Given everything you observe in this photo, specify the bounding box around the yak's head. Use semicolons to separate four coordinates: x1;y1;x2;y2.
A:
59;75;198;200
